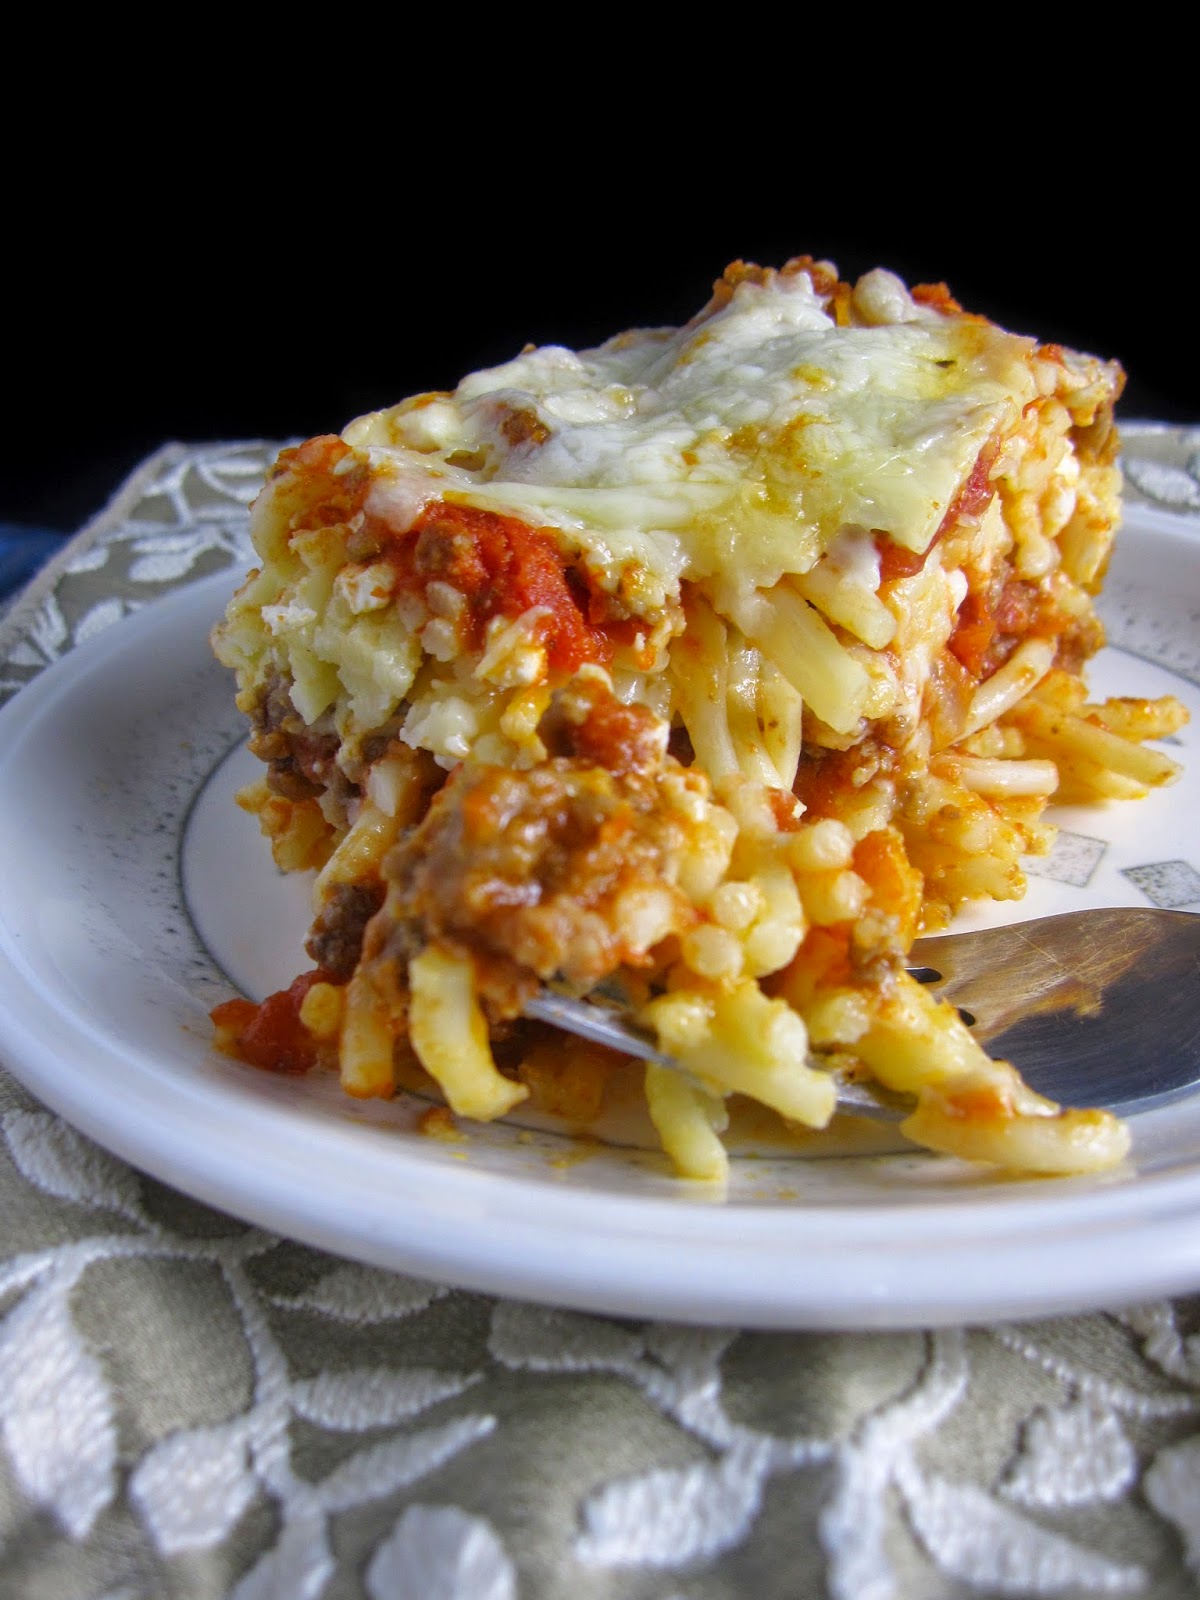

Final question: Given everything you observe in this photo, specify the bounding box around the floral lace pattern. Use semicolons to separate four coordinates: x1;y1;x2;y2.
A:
1;429;1199;1599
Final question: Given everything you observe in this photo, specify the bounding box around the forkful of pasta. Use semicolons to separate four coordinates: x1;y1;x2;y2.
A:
525;905;1200;1141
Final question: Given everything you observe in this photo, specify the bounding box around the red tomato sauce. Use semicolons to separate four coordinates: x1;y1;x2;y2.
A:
211;969;334;1075
398;503;633;673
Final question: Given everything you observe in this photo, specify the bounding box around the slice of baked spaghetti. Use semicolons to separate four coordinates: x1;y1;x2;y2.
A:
209;255;1187;1182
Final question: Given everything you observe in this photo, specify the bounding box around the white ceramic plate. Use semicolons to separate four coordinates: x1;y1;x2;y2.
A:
0;505;1198;1330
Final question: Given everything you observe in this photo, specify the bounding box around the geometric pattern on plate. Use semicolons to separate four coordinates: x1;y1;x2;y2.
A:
1122;859;1200;909
1026;829;1108;888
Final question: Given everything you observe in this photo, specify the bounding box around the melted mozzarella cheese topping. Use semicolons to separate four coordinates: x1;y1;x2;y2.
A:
344;266;1037;610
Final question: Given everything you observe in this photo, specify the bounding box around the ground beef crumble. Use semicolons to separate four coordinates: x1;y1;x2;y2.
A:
361;676;703;993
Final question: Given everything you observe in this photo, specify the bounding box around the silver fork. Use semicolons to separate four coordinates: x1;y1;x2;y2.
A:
523;907;1200;1121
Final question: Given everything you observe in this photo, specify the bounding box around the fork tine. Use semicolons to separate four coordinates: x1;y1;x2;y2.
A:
522;990;675;1066
522;990;905;1120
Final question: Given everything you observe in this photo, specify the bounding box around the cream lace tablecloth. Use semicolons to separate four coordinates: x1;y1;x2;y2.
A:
1;431;1199;1600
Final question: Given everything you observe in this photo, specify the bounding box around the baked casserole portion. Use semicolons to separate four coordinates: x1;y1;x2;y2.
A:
210;255;1186;1180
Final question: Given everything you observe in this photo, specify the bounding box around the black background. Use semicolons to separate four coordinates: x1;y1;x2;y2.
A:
8;165;1195;534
